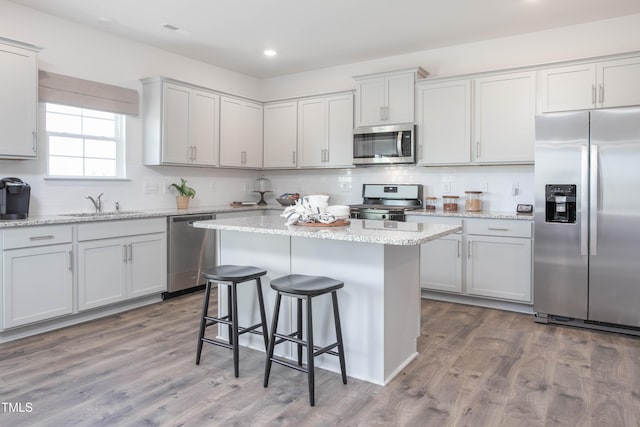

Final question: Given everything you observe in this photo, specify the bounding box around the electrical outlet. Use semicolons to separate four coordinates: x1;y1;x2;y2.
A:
511;182;519;196
443;182;451;193
480;182;489;192
143;181;159;194
339;182;351;192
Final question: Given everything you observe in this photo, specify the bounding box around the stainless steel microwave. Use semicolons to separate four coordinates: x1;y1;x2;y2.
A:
353;123;415;165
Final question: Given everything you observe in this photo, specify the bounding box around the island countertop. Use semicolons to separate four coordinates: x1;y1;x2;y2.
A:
192;214;461;246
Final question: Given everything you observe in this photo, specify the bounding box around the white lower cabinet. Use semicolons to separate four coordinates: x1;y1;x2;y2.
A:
465;234;531;301
408;216;532;304
77;219;167;311
2;226;73;328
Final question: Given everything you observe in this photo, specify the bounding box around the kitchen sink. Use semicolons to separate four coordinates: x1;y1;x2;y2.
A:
60;211;143;217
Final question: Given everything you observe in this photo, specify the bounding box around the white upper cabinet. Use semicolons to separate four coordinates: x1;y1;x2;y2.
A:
538;56;640;112
474;71;536;164
220;96;263;168
416;79;471;165
354;68;427;127
0;40;38;159
298;93;353;168
143;78;219;166
263;101;297;169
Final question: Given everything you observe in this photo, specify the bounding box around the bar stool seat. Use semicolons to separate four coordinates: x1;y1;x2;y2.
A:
264;274;347;406
196;265;269;378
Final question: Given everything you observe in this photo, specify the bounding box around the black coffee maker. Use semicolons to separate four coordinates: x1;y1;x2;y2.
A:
0;177;31;220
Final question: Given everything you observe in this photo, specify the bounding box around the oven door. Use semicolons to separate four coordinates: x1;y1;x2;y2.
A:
353;124;415;165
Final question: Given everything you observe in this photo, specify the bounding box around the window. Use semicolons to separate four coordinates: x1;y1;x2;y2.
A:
45;103;126;178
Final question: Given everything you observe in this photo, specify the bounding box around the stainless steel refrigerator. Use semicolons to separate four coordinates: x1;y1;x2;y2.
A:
534;107;640;333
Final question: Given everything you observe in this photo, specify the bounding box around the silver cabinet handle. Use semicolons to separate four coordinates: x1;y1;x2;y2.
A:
320;149;325;162
487;227;509;231
30;235;54;241
122;245;128;263
32;130;37;152
325;149;330;163
68;250;73;271
128;244;133;262
192;146;197;161
476;141;481;159
598;84;604;105
292;150;296;165
590;144;599;255
467;241;471;259
580;145;589;256
457;240;461;258
591;84;596;106
380;106;384;121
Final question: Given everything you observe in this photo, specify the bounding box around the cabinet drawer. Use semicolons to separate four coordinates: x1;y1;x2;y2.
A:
406;215;463;231
465;219;532;238
3;225;73;249
77;218;166;241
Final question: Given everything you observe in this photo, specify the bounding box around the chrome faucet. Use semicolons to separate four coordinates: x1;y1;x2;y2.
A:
86;193;104;213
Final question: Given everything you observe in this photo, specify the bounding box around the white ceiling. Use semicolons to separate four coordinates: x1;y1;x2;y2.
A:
10;0;640;78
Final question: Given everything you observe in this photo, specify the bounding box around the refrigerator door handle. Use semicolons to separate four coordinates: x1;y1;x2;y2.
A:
590;144;599;256
580;145;589;256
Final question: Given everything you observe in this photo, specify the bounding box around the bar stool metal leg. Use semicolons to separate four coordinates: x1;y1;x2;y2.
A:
332;291;348;384
306;296;315;406
256;278;269;351
263;292;282;387
195;282;212;365
231;283;240;378
227;285;233;347
297;298;303;366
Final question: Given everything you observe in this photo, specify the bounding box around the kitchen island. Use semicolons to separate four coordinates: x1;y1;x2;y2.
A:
193;215;461;385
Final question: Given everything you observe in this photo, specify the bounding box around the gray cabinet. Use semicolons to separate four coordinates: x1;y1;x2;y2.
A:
1;226;73;328
0;40;38;159
142;78;219;166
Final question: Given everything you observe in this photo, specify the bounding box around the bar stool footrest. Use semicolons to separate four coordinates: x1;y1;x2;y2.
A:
201;337;233;350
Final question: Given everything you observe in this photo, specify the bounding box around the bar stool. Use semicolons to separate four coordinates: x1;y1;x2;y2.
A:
196;265;269;378
263;274;347;406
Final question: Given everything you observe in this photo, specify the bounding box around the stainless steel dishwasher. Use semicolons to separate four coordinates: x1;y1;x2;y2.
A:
165;213;216;299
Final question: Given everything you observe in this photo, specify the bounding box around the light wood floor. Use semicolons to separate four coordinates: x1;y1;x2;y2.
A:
1;290;639;427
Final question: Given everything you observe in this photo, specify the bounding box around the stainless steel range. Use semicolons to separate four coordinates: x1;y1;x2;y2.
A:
350;184;423;221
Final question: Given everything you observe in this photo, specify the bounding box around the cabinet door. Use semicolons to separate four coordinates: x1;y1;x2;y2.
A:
3;244;73;328
242;101;264;168
162;83;191;164
466;235;531;302
355;76;385;127
416;80;471;165
420;235;463;293
128;233;167;298
538;64;596;113
386;72;415;125
598;57;640;109
190;89;219;166
326;94;354;167
219;96;244;167
474;71;536;163
0;43;37;159
298;98;327;167
263;102;298;168
78;238;128;311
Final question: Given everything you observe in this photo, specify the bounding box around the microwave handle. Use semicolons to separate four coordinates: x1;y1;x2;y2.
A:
396;131;403;157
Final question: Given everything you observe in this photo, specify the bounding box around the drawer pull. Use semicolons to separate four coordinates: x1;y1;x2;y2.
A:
29;235;55;241
487;227;509;231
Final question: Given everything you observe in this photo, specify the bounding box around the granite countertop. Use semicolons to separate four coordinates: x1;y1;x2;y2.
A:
405;209;534;221
0;205;281;229
192;215;462;246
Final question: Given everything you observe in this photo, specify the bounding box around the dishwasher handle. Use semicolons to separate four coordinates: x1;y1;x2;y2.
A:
169;214;214;224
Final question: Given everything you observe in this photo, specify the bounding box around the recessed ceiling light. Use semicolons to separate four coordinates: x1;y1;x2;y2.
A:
264;49;277;57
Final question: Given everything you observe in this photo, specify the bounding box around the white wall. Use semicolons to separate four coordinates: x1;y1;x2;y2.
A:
1;1;639;215
259;13;640;100
0;0;262;215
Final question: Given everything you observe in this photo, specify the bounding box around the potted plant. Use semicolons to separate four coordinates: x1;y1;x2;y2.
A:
169;178;196;209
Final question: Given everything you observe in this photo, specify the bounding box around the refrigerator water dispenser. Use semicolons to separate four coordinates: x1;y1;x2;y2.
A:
545;184;576;223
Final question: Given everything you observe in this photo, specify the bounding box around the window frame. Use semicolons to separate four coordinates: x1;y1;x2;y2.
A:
43;102;127;180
